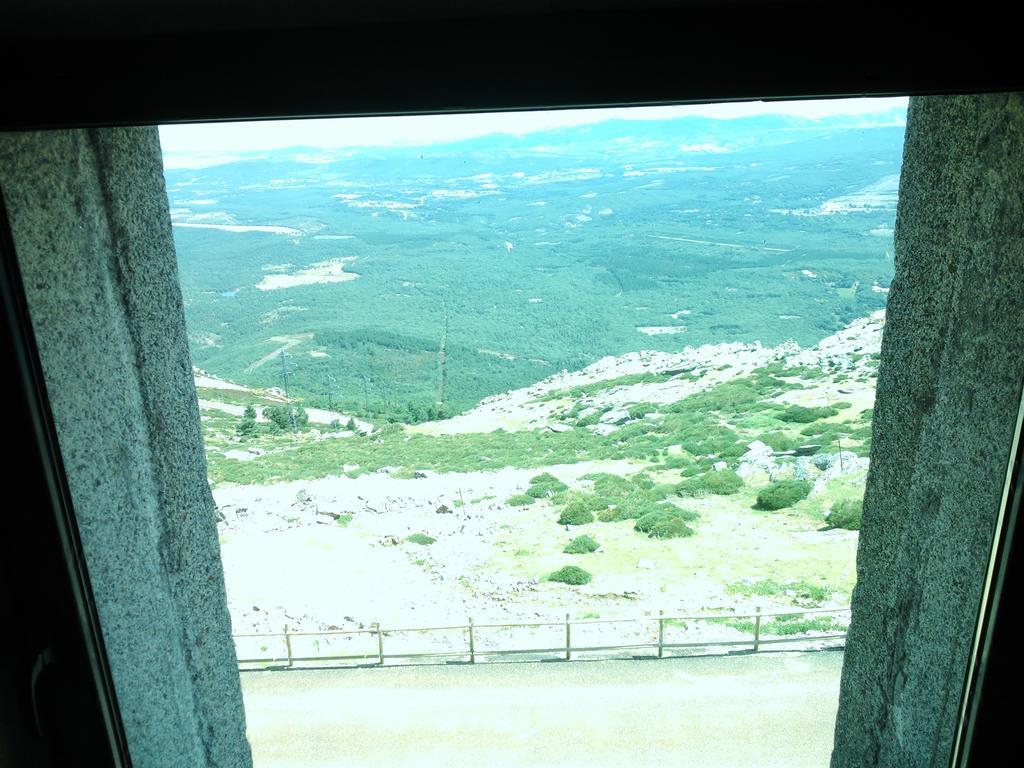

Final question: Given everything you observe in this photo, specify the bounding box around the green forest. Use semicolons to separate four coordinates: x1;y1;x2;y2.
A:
167;108;903;422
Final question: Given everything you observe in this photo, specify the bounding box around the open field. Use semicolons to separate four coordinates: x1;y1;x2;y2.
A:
240;651;844;768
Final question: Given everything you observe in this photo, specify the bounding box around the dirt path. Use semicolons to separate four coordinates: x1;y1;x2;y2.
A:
241;650;843;768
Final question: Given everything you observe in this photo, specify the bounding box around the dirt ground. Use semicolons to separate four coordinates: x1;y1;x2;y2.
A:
240;649;843;768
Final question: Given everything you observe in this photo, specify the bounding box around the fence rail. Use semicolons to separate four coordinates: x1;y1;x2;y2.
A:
234;606;850;669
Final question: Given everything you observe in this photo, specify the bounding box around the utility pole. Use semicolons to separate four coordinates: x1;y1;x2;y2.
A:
279;351;298;433
323;370;336;411
436;299;449;409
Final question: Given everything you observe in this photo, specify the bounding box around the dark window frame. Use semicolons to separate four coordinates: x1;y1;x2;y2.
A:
1;2;1020;765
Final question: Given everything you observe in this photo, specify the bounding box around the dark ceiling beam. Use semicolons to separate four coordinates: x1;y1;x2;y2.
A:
1;2;1019;130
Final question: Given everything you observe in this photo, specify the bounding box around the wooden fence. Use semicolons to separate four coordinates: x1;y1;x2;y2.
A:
234;606;850;669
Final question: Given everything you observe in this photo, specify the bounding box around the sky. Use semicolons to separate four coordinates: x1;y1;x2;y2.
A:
159;97;908;169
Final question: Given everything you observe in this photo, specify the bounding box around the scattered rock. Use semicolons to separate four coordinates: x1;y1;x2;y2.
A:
712;461;727;471
795;444;823;457
548;423;574;433
223;449;262;461
737;440;777;480
316;510;346;524
812;453;869;494
435;504;453;514
599;409;630;425
811;452;834;470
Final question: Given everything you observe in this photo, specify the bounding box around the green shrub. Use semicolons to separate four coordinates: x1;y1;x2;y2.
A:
527;483;559;498
574;493;614;512
628;402;658;420
548;565;592;585
675;469;744;497
754;480;812;510
582;473;634;497
596;507;620;522
563;535;600;554
778;405;838;423
558;502;595;526
608;500;665;521
528;473;568;496
406;533;436;545
634;508;698;536
661;455;692;470
828;497;863;530
507;494;535;507
759;431;799;452
648;517;695;539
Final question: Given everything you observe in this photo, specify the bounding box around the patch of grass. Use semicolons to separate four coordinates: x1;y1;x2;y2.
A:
335;513;353;528
547;565;592;585
727;615;845;636
581;473;634;497
563;535;600;554
778;405;839;423
754;480;811;510
507;494;535;507
726;579;832;603
406;533;436;545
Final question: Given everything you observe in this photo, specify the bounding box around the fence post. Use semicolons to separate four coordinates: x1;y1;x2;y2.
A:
376;622;384;666
753;607;762;653
284;625;293;668
565;613;572;661
658;610;665;659
468;617;476;664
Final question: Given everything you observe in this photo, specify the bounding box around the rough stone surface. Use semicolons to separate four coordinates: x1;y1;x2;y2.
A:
0;129;252;767
831;94;1024;767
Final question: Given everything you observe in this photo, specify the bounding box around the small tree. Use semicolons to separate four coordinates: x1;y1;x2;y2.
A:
243;404;257;420
264;404;309;432
236;416;256;438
